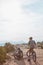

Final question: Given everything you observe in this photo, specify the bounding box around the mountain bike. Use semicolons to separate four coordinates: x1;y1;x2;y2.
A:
26;50;40;65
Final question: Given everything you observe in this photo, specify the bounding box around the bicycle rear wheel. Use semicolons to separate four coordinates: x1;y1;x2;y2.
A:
32;51;36;62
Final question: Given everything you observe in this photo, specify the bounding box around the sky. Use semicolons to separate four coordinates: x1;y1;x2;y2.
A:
0;0;43;43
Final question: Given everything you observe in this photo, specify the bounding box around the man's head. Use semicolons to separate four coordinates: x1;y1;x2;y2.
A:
29;37;33;40
17;48;20;50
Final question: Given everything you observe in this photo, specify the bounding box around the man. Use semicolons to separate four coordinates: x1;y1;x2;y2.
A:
14;48;23;60
28;37;36;51
26;37;37;63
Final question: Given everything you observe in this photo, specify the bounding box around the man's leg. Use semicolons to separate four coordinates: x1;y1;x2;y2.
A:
28;50;32;65
28;55;32;65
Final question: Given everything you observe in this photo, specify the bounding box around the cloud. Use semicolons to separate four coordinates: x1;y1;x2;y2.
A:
0;0;43;42
22;0;43;14
18;0;39;5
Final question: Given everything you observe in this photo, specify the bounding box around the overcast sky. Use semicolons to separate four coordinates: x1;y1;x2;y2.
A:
0;0;43;42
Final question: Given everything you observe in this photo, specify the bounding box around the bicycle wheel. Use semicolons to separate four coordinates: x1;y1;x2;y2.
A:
32;51;36;62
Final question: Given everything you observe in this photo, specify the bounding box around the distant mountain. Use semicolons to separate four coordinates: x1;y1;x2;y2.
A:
0;40;27;46
10;40;26;44
0;42;5;46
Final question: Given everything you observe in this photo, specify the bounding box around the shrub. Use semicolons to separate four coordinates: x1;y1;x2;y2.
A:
40;42;43;49
4;42;15;53
0;46;6;64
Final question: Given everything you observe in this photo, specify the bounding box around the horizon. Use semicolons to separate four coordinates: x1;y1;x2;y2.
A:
0;0;43;42
0;39;43;46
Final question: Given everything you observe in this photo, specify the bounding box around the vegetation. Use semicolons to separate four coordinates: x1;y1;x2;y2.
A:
4;42;15;53
40;42;43;49
0;42;15;64
37;41;43;49
0;46;6;64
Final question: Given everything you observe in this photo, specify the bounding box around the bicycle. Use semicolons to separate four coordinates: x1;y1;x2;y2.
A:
26;50;40;65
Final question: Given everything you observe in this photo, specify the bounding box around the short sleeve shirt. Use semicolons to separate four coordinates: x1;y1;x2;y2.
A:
28;40;36;49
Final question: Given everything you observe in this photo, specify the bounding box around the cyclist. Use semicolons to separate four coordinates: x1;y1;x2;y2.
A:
26;37;36;63
14;48;23;60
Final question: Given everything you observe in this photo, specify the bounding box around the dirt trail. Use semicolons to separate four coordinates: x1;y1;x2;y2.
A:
3;49;43;65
